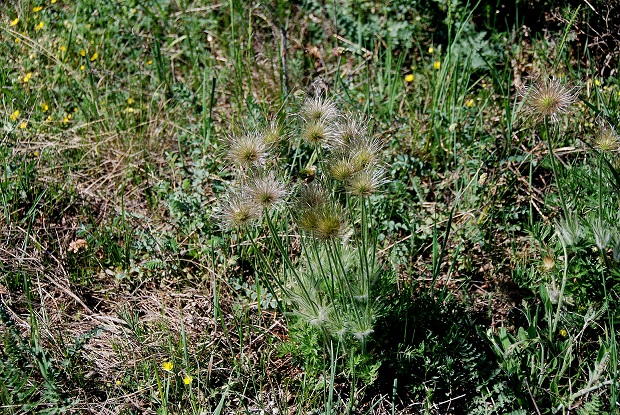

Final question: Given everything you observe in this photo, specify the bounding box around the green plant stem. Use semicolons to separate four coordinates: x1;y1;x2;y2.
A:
544;117;568;215
552;234;569;335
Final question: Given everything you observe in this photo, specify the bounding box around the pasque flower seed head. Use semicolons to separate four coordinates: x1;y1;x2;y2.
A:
217;188;262;229
227;131;271;169
248;172;287;209
519;77;580;124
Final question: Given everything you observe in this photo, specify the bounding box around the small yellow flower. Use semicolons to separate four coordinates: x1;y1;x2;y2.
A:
60;45;66;52
127;97;134;104
63;116;69;124
183;375;193;385
433;61;441;70
594;79;601;86
559;329;568;337
46;115;52;122
33;150;39;156
52;0;57;3
33;6;43;12
428;47;434;53
146;59;152;65
124;107;135;113
404;74;414;83
68;114;72;119
15;38;20;43
73;107;78;112
42;102;49;112
465;99;474;107
19;121;27;129
162;361;174;372
115;379;121;386
80;65;85;70
90;52;98;61
23;72;33;83
10;110;20;121
10;17;19;26
87;23;91;28
35;21;44;31
79;49;86;56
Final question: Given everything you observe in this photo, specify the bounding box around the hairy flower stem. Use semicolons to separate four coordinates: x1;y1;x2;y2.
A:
247;231;286;313
544;118;569;215
552;235;569;335
599;155;603;214
265;211;299;282
360;196;371;284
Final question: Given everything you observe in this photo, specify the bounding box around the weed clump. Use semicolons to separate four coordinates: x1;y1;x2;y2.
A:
216;93;388;386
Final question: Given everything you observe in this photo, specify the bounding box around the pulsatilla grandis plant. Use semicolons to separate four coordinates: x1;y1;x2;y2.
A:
216;94;386;353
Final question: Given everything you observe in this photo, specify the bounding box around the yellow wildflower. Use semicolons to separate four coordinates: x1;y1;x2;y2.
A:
115;380;121;385
10;18;19;26
595;79;601;86
559;329;568;337
35;21;44;31
90;52;98;61
19;121;27;129
162;361;174;372
46;115;52;122
183;375;193;385
146;59;152;65
60;45;66;52
42;102;49;112
80;65;85;70
79;49;86;56
404;74;414;83
10;110;20;121
33;6;43;12
428;47;434;53
52;0;57;3
23;72;33;83
124;107;135;113
127;97;134;104
63;117;69;124
433;61;441;70
33;150;39;156
465;99;474;107
15;38;20;43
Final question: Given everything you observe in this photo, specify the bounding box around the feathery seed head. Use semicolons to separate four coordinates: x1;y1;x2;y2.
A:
297;209;319;234
313;204;347;241
217;188;262;229
248;172;287;209
347;168;385;197
594;123;619;153
227;131;271;169
263;120;287;145
350;138;382;171
301;95;339;124
519;77;580;124
337;114;368;146
329;156;357;182
302;120;337;147
296;182;329;210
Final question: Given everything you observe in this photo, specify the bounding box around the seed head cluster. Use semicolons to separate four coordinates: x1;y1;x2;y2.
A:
217;93;384;346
